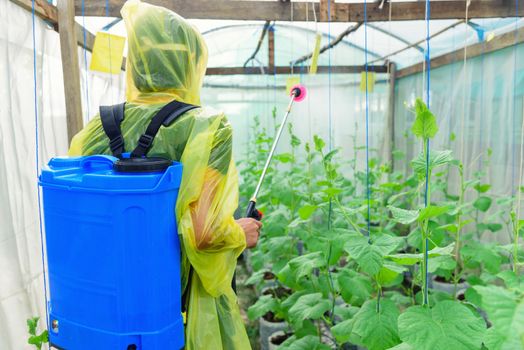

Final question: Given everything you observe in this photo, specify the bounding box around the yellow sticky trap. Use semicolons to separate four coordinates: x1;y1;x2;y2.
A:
286;76;301;95
90;32;126;74
310;33;322;74
360;71;375;93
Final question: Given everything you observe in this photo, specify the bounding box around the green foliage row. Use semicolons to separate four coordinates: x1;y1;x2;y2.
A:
241;102;524;350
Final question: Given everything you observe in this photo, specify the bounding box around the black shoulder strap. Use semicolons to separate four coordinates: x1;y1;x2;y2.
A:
131;100;198;158
100;102;126;158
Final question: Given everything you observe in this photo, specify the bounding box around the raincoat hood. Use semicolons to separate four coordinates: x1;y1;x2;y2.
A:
122;0;208;105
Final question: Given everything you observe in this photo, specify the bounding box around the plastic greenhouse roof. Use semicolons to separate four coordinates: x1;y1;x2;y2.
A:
76;14;524;70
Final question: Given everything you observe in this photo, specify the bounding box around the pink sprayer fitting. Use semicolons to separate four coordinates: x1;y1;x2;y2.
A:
290;84;307;102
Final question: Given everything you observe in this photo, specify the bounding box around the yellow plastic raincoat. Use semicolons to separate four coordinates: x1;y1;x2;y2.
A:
69;1;251;348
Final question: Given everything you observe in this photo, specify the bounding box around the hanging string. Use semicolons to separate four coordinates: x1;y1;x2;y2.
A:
307;2;313;141
513;0;522;271
477;21;486;172
325;0;337;324
327;0;334;234
459;1;470;171
512;0;519;192
81;0;90;120
106;0;114;103
422;0;431;306
364;0;371;236
31;0;50;341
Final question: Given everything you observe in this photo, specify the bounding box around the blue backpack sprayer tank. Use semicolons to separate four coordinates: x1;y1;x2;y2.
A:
39;100;197;350
38;84;306;349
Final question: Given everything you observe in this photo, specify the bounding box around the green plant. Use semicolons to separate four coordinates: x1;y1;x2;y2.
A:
241;100;522;350
27;317;48;350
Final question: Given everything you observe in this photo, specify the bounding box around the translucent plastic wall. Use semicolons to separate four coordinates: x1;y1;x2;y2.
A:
394;43;524;242
203;72;391;177
0;1;123;348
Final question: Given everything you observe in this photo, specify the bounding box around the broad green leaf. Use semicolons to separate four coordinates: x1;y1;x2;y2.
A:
344;236;384;275
427;255;456;273
398;301;485;350
324;149;339;161
411;98;438;139
274;153;294;163
474;196;492;212
384;291;413;308
377;262;407;286
474;183;491;193
474;285;524;350
247;294;278;320
322;187;342;197
278;334;331;350
281;290;308;312
332;318;354;343
386;243;455;265
461;241;502;274
27;317;39;336
288;293;331;327
297;204;318;220
28;335;43;349
487;223;503;232
496;270;523;289
27;330;48;350
418;205;451;222
373;234;405;255
352;299;401;350
338;270;372;305
287;251;326;280
411;150;453;177
314;135;326;152
388;206;419;225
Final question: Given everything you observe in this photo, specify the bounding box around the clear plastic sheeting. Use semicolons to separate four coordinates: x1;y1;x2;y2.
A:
394;43;524;242
0;0;124;348
78;14;524;70
202;73;391;175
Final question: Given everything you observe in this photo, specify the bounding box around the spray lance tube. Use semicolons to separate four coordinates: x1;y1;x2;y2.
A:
245;84;307;220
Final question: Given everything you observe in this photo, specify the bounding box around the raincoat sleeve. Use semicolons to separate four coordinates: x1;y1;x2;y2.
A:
176;111;252;349
175;112;246;298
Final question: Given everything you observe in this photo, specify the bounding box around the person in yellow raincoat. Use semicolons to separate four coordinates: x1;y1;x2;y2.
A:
69;0;261;348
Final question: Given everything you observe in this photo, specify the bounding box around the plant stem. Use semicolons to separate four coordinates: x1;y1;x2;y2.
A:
334;197;362;235
454;164;464;299
422;137;431;306
376;279;382;313
512;214;519;273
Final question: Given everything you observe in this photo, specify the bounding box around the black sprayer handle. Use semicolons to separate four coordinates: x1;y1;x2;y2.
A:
232;200;262;294
246;200;262;220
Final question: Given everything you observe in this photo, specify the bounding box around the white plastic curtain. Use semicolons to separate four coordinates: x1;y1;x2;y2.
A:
202;73;391;180
0;0;124;348
394;43;524;243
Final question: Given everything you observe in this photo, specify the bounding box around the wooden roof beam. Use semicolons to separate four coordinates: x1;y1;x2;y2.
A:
205;65;389;75
75;0;522;22
396;25;524;78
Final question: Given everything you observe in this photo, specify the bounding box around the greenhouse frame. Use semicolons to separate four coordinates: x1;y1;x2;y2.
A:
1;0;523;349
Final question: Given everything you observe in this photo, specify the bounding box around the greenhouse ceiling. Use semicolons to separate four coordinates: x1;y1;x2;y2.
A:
19;0;524;71
77;14;524;70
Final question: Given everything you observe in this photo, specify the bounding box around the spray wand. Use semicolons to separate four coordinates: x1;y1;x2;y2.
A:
245;84;307;220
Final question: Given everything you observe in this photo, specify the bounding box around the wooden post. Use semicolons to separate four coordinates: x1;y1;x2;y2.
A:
268;26;275;74
320;0;336;22
58;0;84;143
384;62;397;169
